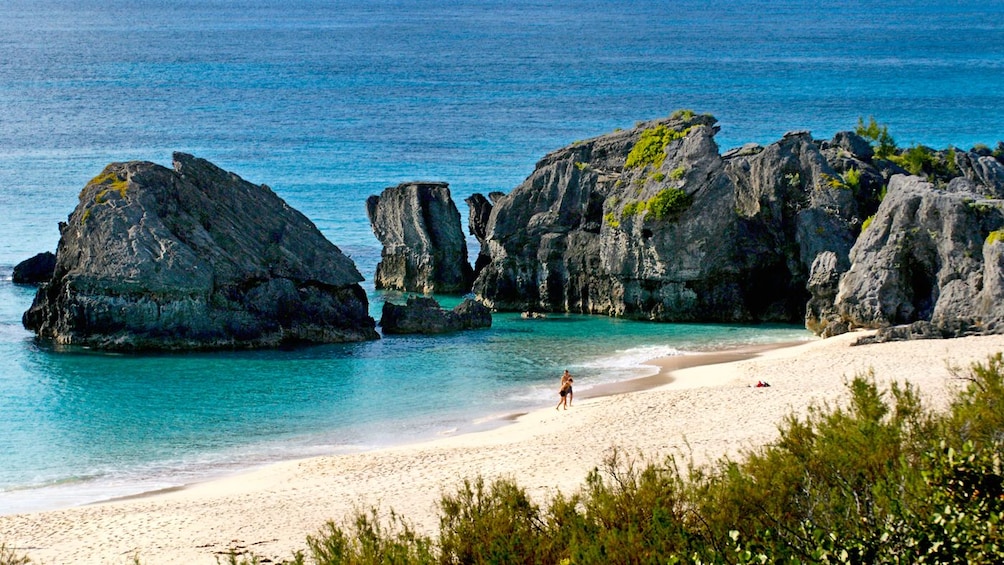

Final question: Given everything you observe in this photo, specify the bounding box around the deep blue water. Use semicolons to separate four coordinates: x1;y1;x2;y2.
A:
1;0;1002;514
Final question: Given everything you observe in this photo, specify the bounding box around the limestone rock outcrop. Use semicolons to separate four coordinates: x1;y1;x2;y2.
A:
472;113;866;323
23;153;378;350
379;296;492;334
467;112;1004;338
12;252;56;284
816;175;1004;337
366;182;473;294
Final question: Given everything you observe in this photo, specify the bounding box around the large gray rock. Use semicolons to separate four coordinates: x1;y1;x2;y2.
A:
379;296;492;334
472;113;864;323
23;153;378;350
822;175;1004;336
366;182;473;294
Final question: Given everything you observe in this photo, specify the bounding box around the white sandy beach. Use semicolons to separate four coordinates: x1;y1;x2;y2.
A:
3;330;1004;564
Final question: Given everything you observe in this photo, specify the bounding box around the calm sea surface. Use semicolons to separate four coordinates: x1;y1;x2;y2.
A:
1;0;1002;514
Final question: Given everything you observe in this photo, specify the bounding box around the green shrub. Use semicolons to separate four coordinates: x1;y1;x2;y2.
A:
890;144;936;176
603;212;620;229
625;125;691;170
987;230;1004;246
670;108;696;121
438;477;553;565
862;214;875;232
621;201;644;218
669;166;686;181
650;171;666;182
843;167;861;190
646;187;691;220
855;116;898;159
946;146;959;175
302;509;436;565
619;188;692;222
574;161;590;172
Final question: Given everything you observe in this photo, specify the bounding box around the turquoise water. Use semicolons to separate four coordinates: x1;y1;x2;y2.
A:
2;0;1003;514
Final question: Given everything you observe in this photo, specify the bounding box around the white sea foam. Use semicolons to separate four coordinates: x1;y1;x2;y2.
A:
579;345;690;370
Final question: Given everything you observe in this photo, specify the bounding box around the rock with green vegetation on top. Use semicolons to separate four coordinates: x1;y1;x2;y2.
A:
472;113;865;324
23;153;378;350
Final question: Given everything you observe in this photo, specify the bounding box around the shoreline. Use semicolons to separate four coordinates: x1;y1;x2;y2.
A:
5;332;1004;564
0;336;803;518
103;340;804;506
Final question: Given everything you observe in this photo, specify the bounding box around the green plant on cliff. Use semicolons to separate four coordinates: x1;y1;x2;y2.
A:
603;212;620;229
620;187;692;222
986;229;1004;246
89;169;129;203
843;167;861;190
861;214;875;232
646;187;691;220
625;125;692;170
670;108;696;121
855;116;898;159
889;144;936;176
669;165;686;180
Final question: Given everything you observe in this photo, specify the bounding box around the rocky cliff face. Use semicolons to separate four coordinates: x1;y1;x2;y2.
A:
366;181;473;294
23;153;378;350
815;175;1004;337
472;113;868;323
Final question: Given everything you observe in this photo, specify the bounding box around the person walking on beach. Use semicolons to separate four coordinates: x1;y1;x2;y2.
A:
556;369;574;410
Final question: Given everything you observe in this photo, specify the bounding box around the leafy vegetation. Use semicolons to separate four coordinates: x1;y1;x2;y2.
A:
986;229;1004;246
862;214;875;233
669;166;686;181
646;187;692;220
620;187;692;222
855;116;897;159
13;355;1004;564
843;167;861;190
90;169;129;202
625;125;692;170
670;108;696;121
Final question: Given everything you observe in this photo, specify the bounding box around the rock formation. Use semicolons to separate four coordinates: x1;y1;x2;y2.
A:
12;252;56;284
379;296;492;334
814;175;1004;338
366;182;474;294
464;193;494;278
23;153;378;350
467;110;1004;338
472;112;867;323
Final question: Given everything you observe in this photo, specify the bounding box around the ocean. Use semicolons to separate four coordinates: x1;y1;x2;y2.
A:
1;0;1002;515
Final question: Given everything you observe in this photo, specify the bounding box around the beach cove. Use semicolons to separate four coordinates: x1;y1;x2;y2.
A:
4;331;1003;564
